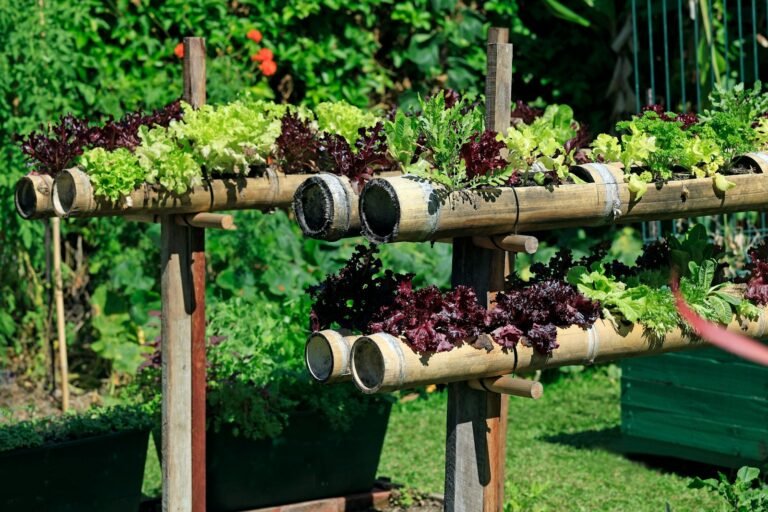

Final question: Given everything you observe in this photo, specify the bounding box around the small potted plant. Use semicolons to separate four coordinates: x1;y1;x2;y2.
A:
0;404;153;512
133;295;392;512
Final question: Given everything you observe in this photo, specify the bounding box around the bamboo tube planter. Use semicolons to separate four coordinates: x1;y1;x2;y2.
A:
15;174;54;219
50;167;312;218
292;171;400;240
293;174;360;241
358;157;768;243
304;329;357;383
348;311;768;393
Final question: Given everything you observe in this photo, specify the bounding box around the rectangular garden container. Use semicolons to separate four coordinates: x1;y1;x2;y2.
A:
621;348;768;468
154;402;392;512
0;429;149;512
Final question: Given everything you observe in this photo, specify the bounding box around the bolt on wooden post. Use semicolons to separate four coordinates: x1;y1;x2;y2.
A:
161;36;207;512
444;27;512;512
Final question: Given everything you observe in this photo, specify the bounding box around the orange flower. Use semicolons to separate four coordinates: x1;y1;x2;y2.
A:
247;29;262;43
260;59;277;76
174;43;184;59
251;48;274;63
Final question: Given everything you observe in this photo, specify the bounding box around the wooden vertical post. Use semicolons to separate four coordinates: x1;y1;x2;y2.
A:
51;216;69;411
444;27;512;512
162;36;206;512
185;37;207;512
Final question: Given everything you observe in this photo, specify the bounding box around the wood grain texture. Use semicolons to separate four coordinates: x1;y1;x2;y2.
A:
161;217;193;512
183;35;207;512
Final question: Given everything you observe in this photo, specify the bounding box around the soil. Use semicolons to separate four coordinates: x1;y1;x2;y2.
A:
0;374;103;424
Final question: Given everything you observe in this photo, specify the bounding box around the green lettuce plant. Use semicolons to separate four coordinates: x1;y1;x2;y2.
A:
80;147;145;201
314;101;378;145
501;104;582;185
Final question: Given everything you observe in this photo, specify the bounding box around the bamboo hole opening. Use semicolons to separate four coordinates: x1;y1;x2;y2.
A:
293;178;332;235
360;180;399;242
351;336;385;394
305;333;335;382
15;177;46;219
52;171;77;216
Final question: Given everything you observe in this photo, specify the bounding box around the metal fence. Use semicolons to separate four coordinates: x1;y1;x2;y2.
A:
630;0;768;251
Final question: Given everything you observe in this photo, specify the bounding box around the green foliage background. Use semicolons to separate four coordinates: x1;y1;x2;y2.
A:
0;1;625;389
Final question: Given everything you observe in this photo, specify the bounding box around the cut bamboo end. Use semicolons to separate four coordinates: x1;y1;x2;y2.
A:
52;168;98;217
733;152;768;174
351;333;398;394
472;234;538;254
348;311;768;393
359;178;404;243
293;173;358;240
468;375;543;399
15;174;54;219
305;330;357;383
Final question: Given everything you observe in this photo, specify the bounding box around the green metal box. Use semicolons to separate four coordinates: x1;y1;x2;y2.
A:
621;348;768;468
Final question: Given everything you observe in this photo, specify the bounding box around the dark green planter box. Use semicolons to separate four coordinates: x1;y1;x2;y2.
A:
155;403;391;512
0;429;149;512
621;348;768;468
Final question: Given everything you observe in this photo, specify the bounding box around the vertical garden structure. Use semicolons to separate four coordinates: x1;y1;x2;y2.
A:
15;27;768;512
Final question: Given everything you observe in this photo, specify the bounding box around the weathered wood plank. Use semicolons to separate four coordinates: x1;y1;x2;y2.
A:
444;27;512;512
184;36;207;512
161;217;193;512
622;352;768;398
622;406;768;461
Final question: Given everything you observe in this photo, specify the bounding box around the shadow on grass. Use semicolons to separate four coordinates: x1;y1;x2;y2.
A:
543;427;728;480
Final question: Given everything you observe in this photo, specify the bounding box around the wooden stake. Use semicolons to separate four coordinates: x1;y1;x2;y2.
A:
472;235;538;254
126;212;236;230
469;376;543;399
51;216;69;411
444;27;511;512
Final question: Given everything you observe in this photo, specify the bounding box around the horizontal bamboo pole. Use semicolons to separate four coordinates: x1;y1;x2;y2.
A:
472;234;538;254
51;167;311;218
468;375;543;399
292;171;401;241
125;213;236;230
305;329;357;383
15;174;54;220
359;158;768;243
349;311;768;393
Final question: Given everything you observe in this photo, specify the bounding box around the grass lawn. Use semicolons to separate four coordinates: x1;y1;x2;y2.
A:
142;368;723;510
378;368;722;511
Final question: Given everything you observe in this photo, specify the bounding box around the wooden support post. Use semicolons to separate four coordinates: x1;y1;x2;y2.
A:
162;36;207;512
51;216;69;411
444;27;512;512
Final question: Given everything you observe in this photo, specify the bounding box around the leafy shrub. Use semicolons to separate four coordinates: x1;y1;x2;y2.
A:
133;291;390;441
